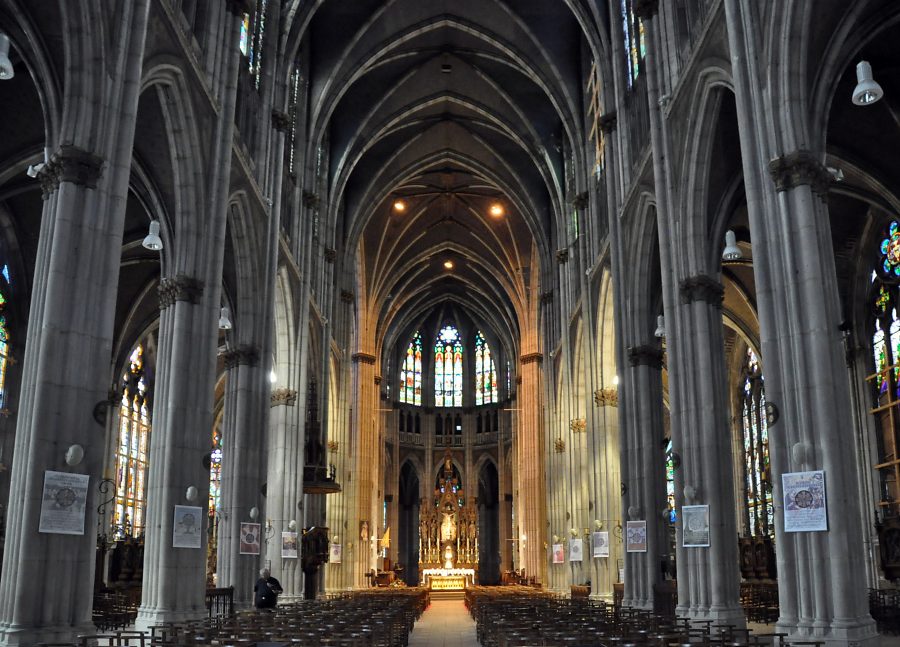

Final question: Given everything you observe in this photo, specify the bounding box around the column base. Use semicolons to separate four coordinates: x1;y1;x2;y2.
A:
775;617;879;647
0;621;96;646
678;604;746;628
135;606;207;632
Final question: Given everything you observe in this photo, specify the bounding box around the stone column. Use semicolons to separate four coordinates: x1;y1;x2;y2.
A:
351;352;378;587
216;346;266;607
0;5;150;643
590;384;622;602
517;352;546;584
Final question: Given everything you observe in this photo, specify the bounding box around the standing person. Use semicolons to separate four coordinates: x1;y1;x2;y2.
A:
254;568;283;609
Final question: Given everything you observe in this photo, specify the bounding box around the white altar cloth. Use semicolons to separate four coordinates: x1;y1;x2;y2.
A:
421;567;476;587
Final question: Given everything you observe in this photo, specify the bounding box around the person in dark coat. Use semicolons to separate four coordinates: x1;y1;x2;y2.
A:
254;568;283;609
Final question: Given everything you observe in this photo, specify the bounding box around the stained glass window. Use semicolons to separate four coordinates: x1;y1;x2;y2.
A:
239;14;250;56
209;425;223;527
880;221;900;279
621;0;647;87
740;348;773;538
664;439;676;524
435;325;463;407
586;60;605;178
240;0;268;89
0;265;10;411
475;331;497;405
874;319;888;394
399;332;423;405
114;344;151;538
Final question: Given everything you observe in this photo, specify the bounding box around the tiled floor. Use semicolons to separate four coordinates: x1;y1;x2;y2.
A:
408;599;480;647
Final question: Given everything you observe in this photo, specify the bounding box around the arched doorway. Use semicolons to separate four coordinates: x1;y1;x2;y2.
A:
398;461;420;585
478;460;500;584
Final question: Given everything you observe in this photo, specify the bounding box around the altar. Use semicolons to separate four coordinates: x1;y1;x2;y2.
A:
422;567;476;591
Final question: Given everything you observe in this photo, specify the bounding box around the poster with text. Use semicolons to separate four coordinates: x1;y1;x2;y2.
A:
682;505;711;547
625;520;647;553
282;531;298;559
591;531;610;558
173;505;203;548
39;470;89;535
569;538;583;562
240;522;261;555
329;543;342;564
783;470;828;532
552;543;564;564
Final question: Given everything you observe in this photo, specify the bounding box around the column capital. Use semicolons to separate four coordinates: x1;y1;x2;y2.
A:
271;110;291;133
302;191;319;209
374;375;382;385
520;352;543;365
556;249;569;264
593;387;618;407
571;192;589;210
633;0;660;20
158;275;205;309
540;291;553;304
40;145;105;198
627;345;663;368
679;274;724;306
768;150;832;197
225;0;253;16
324;248;336;263
598;111;618;133
352;352;376;365
270;388;298;407
340;290;354;303
222;344;260;369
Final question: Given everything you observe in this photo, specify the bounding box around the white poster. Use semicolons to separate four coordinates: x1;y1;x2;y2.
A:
39;470;89;535
625;520;647;553
568;538;583;562
329;543;342;564
682;505;710;547
552;543;564;564
240;522;261;555
783;470;828;532
173;505;203;548
591;531;609;558
282;531;299;559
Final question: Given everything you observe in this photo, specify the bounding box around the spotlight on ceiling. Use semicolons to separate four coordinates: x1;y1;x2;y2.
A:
443;260;454;270
0;33;14;81
722;230;742;261
392;199;406;213
489;203;504;217
26;162;45;178
142;220;163;251
441;63;453;74
654;314;666;339
852;60;883;106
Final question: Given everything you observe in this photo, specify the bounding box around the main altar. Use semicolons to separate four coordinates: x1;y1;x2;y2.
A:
419;450;478;590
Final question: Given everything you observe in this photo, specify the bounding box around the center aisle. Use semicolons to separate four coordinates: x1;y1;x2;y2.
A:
408;599;480;647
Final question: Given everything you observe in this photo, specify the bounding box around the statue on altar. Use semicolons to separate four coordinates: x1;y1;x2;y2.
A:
440;507;457;542
443;544;455;568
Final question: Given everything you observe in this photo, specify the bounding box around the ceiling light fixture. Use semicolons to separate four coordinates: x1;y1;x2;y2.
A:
441;63;453;74
852;60;883;106
393;199;406;213
722;230;742;261
218;306;233;330
443;260;454;270
654;315;666;339
489;203;504;217
0;33;14;80
142;220;163;251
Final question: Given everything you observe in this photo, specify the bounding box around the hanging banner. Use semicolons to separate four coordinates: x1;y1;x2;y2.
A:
329;543;342;564
240;522;261;555
682;505;711;547
173;505;203;548
591;531;610;558
39;471;89;535
552;543;564;564
783;470;828;532
625;521;647;553
282;531;298;559
568;538;583;562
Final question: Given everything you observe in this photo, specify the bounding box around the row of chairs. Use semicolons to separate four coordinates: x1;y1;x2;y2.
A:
869;588;900;635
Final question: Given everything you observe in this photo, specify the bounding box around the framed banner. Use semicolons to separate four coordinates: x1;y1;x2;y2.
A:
282;531;298;558
39;471;89;535
329;543;342;564
591;531;609;558
173;505;203;548
552;543;564;564
682;505;710;547
569;538;583;562
625;520;647;553
783;470;827;532
240;522;261;555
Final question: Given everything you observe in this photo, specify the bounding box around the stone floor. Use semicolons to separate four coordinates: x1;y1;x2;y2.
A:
408;599;480;647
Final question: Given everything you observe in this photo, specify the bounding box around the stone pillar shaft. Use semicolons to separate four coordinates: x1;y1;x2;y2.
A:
517;354;545;583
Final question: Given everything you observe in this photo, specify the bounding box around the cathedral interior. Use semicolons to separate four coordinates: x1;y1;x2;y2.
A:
0;0;898;645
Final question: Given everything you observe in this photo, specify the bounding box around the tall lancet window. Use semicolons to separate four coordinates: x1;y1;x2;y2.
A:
400;332;423;405
740;348;773;538
114;344;152;538
621;0;646;87
475;331;497;405
0;264;10;410
435;325;463;407
239;0;269;89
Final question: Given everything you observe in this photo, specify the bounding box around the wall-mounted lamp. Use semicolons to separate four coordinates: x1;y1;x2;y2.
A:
26;161;45;178
654;315;666;339
65;444;84;466
722;230;742;261
552;534;560;543
218;307;232;330
249;506;259;520
852;60;883;106
569;528;579;538
612;375;619;386
142;220;163;251
331;534;339;543
289;519;297;531
185;485;198;502
593;519;603;530
0;33;14;80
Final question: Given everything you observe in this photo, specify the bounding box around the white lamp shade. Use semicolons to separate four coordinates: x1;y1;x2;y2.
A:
218;306;232;330
0;34;14;80
249;506;259;520
654;314;666;338
852;60;883;106
142;220;163;251
723;230;742;261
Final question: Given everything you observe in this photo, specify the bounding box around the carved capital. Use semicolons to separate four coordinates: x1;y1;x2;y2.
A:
270;388;298;407
570;418;587;433
634;0;660;20
627;345;663;369
222;344;260;369
225;0;253;16
571;192;589;210
352;352;376;365
40;145;105;198
340;290;354;303
540;291;554;305
520;353;543;365
324;248;336;263
327;440;339;453
679;274;724;306
302;191;319;209
271;110;291;133
598;112;618;134
158;274;204;309
556;249;569;264
594;387;618;407
515;375;522;384
374;375;382;385
554;438;566;453
768;150;832;197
